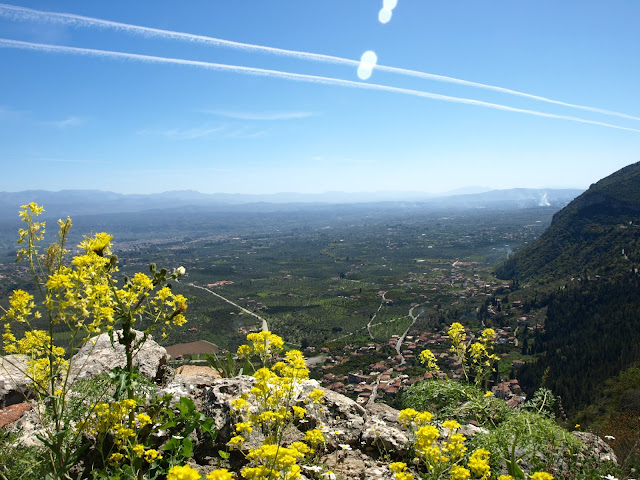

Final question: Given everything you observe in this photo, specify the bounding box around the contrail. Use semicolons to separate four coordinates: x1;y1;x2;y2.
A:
2;38;639;134
1;2;638;122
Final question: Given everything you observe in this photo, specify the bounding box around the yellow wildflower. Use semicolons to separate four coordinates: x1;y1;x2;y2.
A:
206;469;234;480
292;406;306;419
530;473;554;480
468;448;491;479
137;413;152;427
144;448;162;463
235;422;253;435
228;435;246;449
132;443;145;457
167;465;202;480
237;344;251;357
449;465;471;480
442;419;461;432
308;388;325;404
419;349;439;371
303;428;326;446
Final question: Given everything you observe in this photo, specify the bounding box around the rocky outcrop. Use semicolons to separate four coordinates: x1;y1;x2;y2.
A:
67;330;168;383
198;376;404;460
0;355;34;407
573;431;618;464
0;348;621;480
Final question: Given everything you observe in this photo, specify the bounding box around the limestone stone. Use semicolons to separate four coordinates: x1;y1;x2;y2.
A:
68;330;168;383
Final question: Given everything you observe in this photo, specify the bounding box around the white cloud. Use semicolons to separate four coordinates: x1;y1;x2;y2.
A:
44;116;84;128
137;125;224;140
204;110;315;121
0;105;26;121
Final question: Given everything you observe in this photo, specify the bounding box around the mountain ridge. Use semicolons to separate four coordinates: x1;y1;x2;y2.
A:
495;161;640;282
0;188;583;221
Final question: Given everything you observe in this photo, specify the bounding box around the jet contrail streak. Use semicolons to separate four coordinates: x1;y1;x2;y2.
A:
1;38;639;134
1;3;638;122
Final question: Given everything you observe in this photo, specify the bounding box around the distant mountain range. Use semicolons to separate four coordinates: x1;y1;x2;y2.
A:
0;188;583;221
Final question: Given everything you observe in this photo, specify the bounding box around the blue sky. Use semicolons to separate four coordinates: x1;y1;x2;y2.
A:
1;1;639;195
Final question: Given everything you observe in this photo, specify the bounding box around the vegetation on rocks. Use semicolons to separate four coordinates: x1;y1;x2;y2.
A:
0;204;631;479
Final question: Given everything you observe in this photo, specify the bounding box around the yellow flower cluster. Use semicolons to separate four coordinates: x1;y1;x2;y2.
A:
467;448;491;480
389;462;415;480
308;388;325;404
529;473;554;480
87;399;138;444
167;465;201;480
245;330;285;362
228;333;330;479
395;408;492;479
1;327;67;392
419;348;439;373
16;202;45;261
448;322;467;347
1;289;37;323
303;428;326;446
243;444;307;480
446;323;500;386
398;408;433;428
449;464;471;480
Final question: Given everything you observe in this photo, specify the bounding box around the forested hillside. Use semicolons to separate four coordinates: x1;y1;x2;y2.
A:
518;274;640;414
497;161;640;430
496;160;640;282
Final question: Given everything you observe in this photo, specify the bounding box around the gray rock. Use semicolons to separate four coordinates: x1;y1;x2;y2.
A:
459;423;489;437
362;402;409;455
4;403;48;448
573;431;618;464
319;448;395;480
68;330;167;383
200;375;256;445
0;355;35;407
302;383;366;449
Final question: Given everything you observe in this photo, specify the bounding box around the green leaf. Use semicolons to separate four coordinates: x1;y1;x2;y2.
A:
181;437;193;458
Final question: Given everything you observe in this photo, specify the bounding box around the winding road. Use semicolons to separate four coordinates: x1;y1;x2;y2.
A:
367;291;387;340
189;283;269;332
394;303;425;365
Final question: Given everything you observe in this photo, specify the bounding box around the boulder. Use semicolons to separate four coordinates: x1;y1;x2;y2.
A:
301;382;366;449
68;330;168;383
361;402;409;455
573;431;618;464
0;355;35;407
200;375;257;445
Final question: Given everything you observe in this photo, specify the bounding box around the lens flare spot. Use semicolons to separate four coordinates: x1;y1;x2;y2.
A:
383;0;398;9
357;50;377;80
360;50;377;67
378;7;392;24
357;66;373;80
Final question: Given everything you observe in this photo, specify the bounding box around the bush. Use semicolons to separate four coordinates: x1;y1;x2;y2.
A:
402;378;511;428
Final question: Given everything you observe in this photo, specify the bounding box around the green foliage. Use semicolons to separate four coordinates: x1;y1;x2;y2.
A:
496;161;640;283
402;378;511;427
470;409;616;480
604;365;640;413
205;350;255;378
0;431;48;480
519;275;640;415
